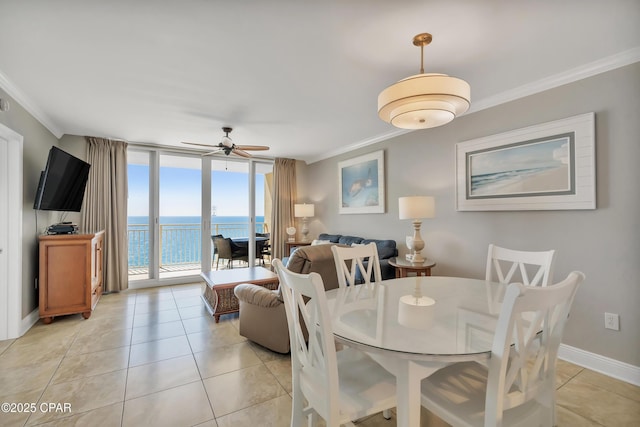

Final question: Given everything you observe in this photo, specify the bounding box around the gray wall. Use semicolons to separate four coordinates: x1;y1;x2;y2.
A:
299;63;640;366
0;88;59;318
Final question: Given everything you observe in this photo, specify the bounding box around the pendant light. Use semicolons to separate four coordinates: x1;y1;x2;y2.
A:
378;33;470;129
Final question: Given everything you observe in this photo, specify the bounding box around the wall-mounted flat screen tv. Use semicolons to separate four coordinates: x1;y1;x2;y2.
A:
33;147;91;212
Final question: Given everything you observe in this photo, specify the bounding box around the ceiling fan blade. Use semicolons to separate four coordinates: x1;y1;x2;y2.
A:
202;149;224;156
232;148;252;158
182;141;221;148
235;145;270;151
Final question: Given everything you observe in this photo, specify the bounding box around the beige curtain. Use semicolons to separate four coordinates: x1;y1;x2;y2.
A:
271;158;297;260
81;137;128;292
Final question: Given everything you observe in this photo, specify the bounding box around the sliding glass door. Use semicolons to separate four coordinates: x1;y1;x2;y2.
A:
127;147;272;287
127;151;151;281
208;159;272;269
159;154;202;279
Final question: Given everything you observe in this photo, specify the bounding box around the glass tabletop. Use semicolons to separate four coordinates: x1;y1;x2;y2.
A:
326;276;507;362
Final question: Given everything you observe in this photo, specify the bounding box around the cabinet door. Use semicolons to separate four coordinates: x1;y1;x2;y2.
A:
42;242;90;312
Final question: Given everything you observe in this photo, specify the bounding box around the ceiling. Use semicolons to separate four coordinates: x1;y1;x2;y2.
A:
1;1;639;163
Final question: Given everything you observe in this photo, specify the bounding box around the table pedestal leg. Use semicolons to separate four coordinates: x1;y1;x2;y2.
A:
396;361;423;427
367;355;447;427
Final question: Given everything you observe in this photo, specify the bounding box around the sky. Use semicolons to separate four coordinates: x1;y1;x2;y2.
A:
469;137;569;176
128;165;265;217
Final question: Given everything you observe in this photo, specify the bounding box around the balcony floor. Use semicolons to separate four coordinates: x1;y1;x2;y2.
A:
129;259;271;281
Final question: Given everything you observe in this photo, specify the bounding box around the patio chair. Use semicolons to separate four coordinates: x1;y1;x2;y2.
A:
213;236;248;269
210;234;223;267
256;232;271;265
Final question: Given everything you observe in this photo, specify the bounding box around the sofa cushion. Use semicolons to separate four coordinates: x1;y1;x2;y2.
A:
362;239;398;259
318;233;341;243
311;239;332;245
338;235;364;246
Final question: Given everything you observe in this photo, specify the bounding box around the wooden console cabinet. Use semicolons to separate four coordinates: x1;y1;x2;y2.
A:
39;230;104;324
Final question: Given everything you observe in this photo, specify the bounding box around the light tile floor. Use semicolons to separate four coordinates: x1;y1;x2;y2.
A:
1;282;638;426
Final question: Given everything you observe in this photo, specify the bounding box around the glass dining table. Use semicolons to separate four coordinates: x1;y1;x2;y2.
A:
325;276;507;427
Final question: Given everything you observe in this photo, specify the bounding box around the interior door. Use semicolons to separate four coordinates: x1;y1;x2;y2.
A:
0;137;8;339
0;123;23;340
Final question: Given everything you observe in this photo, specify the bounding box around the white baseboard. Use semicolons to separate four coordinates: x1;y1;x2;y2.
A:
559;344;640;387
20;308;40;336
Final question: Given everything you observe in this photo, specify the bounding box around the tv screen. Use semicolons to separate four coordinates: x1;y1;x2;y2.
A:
33;147;91;212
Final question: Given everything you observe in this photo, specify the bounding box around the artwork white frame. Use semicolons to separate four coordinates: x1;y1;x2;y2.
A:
456;112;595;211
338;150;385;214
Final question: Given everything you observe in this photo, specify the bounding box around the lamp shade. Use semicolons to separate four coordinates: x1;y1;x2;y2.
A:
294;203;315;218
399;196;435;220
378;73;470;130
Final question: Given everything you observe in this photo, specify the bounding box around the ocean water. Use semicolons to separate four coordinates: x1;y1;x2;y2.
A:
470;167;552;195
128;216;265;267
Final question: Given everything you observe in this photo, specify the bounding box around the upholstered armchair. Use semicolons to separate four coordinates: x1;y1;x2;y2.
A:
233;244;342;353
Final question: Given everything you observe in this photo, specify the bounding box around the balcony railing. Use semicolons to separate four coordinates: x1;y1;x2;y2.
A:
128;222;267;271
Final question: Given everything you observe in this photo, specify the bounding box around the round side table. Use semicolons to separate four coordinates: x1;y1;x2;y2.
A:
388;257;436;278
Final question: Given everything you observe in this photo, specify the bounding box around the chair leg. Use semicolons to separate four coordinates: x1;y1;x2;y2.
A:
291;393;306;427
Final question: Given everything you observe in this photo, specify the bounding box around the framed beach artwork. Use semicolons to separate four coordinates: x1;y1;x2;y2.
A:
339;150;385;214
456;112;595;211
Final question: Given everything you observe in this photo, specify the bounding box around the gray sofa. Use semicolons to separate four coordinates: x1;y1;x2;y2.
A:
317;233;398;281
234;244;342;353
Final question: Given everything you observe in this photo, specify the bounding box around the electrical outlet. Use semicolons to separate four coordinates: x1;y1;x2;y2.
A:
604;312;620;331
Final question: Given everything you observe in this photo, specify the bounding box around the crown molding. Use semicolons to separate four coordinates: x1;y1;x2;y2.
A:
308;47;640;164
2;47;639;157
305;128;411;164
0;70;64;138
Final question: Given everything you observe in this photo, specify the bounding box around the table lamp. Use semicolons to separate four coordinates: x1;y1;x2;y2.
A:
294;203;315;242
399;196;435;263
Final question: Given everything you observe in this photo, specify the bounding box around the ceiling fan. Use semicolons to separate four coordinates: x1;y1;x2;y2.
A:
182;127;269;158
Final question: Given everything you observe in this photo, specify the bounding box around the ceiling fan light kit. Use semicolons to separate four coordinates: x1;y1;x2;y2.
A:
378;33;470;130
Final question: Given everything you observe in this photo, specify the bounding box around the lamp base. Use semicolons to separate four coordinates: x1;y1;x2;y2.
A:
398;295;435;329
406;253;425;263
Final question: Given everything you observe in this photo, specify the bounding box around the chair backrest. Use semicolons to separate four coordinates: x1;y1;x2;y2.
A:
331;242;382;289
211;234;223;254
484;271;584;426
213;236;232;259
272;258;340;420
486;244;556;287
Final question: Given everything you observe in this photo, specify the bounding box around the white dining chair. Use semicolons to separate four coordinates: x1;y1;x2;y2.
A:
486;244;556;287
331;242;382;289
272;258;396;426
420;271;584;427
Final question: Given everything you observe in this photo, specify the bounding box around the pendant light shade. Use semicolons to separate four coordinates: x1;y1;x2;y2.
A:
378;33;470;130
